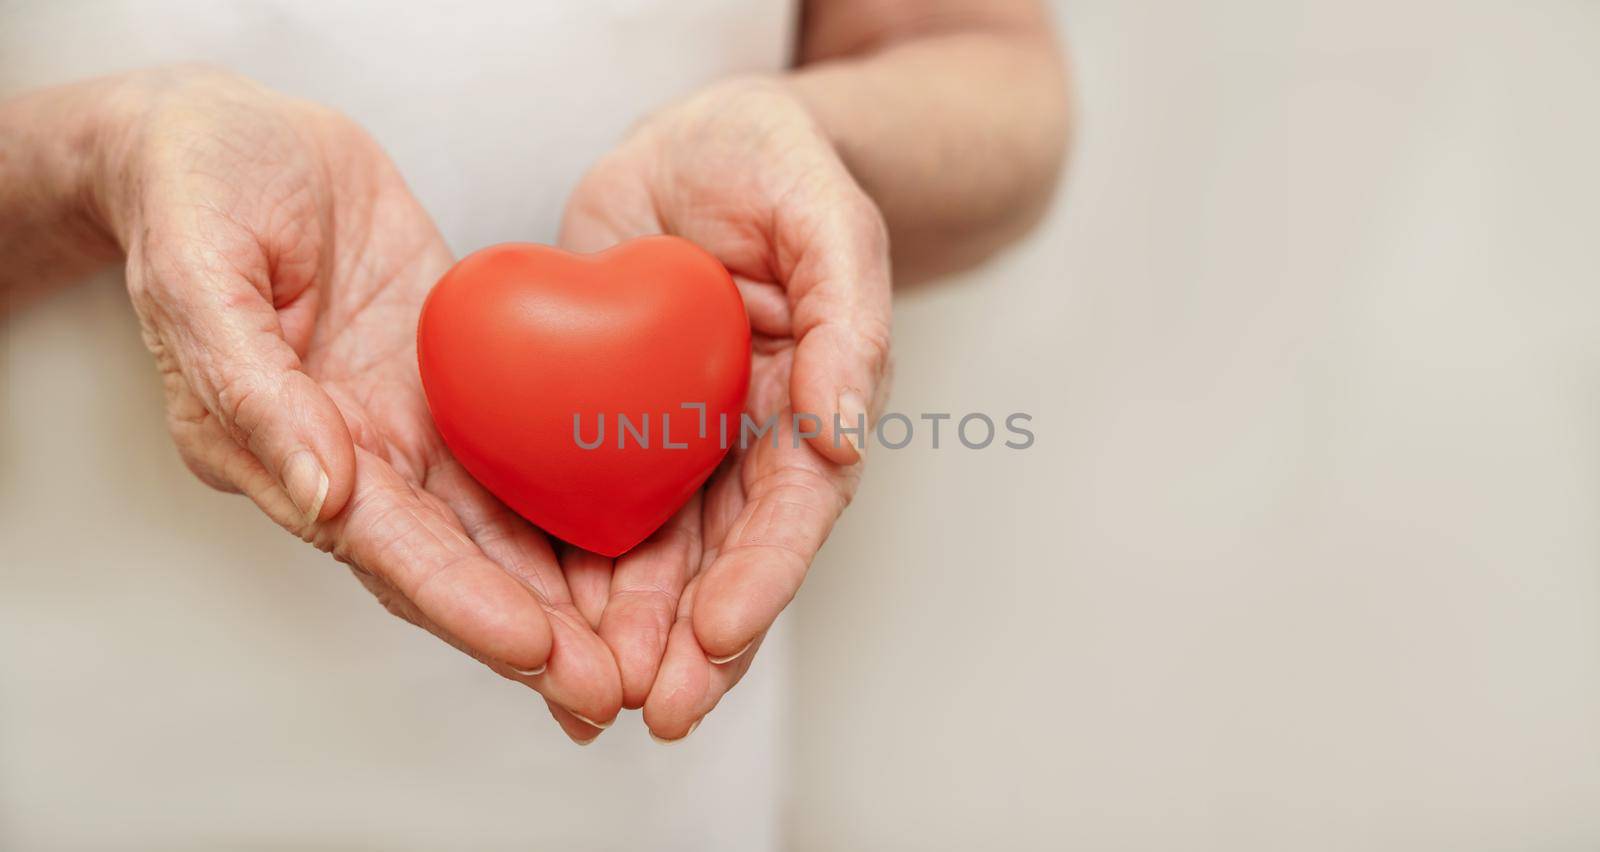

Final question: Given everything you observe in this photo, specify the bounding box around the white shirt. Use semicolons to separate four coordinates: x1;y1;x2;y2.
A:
0;2;795;849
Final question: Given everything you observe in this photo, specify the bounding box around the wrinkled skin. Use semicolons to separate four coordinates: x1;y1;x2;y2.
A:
111;68;622;731
104;68;892;745
559;78;893;741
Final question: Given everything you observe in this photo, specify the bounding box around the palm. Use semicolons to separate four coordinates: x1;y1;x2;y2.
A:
558;80;890;738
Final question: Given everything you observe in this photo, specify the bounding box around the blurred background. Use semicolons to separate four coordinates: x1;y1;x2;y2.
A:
4;1;1600;850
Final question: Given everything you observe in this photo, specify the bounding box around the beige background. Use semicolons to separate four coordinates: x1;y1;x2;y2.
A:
6;1;1600;850
790;1;1600;848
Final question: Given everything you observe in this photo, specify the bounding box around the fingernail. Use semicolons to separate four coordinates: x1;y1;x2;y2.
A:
569;710;614;730
510;663;546;677
707;642;752;665
282;450;329;525
573;732;599;746
837;390;867;457
650;719;701;745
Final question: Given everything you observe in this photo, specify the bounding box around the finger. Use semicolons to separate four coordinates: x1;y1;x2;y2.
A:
422;461;622;728
691;444;849;661
160;374;256;496
546;699;605;746
132;237;355;527
600;494;702;709
643;582;764;742
698;452;750;549
734;277;791;338
781;189;893;466
325;449;553;674
559;546;614;630
343;531;616;739
515;608;623;729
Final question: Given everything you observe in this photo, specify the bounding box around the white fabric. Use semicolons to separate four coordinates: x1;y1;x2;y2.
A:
0;2;795;849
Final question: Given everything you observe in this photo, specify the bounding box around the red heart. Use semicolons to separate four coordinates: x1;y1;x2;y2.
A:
417;236;750;557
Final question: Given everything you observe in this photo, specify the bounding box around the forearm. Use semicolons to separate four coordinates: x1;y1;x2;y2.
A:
789;1;1072;280
0;77;130;301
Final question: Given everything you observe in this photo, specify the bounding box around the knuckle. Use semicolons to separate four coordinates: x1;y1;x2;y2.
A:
855;315;893;374
211;369;273;444
611;585;680;620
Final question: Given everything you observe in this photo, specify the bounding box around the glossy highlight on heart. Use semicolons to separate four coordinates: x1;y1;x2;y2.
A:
417;236;750;557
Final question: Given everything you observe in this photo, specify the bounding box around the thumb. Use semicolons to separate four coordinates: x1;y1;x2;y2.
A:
134;242;355;529
218;364;357;528
785;191;893;466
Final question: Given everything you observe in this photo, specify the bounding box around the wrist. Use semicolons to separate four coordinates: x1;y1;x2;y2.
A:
0;69;182;280
48;66;251;249
0;77;134;282
78;67;204;249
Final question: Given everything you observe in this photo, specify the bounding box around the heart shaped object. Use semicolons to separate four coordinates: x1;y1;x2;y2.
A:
417;236;750;557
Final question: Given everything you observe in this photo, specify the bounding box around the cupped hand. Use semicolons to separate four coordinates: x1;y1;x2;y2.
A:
103;67;621;739
559;78;893;740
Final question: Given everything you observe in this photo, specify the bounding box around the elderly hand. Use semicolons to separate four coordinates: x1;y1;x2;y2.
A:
559;78;893;741
98;67;622;736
